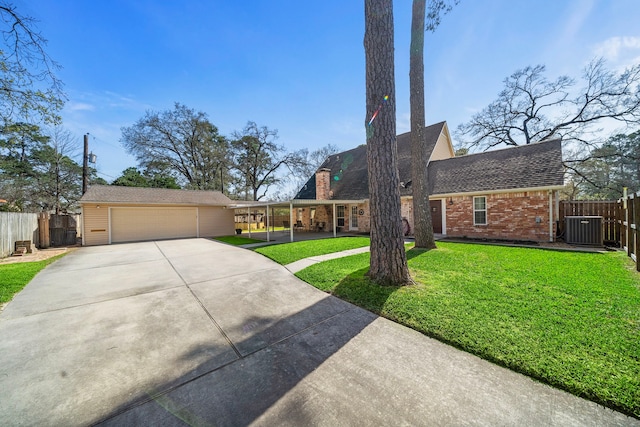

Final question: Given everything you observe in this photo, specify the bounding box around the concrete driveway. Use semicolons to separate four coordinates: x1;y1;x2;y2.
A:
0;238;636;426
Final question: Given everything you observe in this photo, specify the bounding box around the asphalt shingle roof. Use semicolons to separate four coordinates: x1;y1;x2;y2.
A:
79;185;233;206
295;123;563;200
427;139;564;195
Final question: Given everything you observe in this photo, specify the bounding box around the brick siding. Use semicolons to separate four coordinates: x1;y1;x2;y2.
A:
445;191;552;242
315;169;331;200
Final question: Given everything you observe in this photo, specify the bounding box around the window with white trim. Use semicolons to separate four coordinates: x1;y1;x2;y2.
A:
473;196;487;225
337;205;345;227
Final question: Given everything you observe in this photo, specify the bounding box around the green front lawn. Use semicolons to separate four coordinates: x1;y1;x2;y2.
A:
0;254;68;304
254;236;370;264
295;242;640;417
213;236;266;245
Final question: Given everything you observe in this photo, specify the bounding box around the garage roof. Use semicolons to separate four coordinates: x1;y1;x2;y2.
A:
80;185;233;206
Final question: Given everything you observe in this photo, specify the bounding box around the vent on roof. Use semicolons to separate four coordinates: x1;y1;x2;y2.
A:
564;216;603;246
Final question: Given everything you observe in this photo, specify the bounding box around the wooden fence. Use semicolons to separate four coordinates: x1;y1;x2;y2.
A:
0;212;81;258
558;198;640;271
619;192;640;272
0;212;39;258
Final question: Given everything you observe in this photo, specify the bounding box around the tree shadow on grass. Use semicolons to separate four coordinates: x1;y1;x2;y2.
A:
332;268;398;316
329;247;430;315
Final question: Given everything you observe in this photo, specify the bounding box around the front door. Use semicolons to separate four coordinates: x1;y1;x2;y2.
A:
430;200;442;234
350;205;358;230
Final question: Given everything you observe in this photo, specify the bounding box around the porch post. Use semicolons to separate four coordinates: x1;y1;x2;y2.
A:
266;204;270;242
332;203;337;237
289;201;294;242
247;207;251;238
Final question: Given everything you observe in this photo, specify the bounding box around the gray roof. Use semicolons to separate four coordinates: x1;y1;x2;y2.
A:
296;122;447;200
426;139;564;195
295;126;563;200
79;185;233;206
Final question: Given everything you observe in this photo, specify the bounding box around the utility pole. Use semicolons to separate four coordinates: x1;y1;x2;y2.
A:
82;133;89;194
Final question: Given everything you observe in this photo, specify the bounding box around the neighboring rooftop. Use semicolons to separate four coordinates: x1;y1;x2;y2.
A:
79;185;233;206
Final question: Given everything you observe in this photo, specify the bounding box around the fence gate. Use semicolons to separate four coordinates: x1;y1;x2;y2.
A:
49;214;78;247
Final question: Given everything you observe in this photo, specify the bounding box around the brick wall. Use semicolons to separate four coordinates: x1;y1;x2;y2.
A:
445;191;552;242
400;197;413;235
315;169;331;200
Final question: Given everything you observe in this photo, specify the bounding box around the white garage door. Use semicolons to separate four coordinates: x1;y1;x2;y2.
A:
110;207;197;243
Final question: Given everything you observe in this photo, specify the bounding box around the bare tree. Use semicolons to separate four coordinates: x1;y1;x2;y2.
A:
230;121;306;201
32;127;82;213
121;103;231;191
0;3;64;124
364;0;410;286
456;59;640;151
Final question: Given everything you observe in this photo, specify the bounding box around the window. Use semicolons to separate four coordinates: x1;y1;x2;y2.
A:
350;205;358;229
337;205;345;227
473;196;487;225
310;207;316;226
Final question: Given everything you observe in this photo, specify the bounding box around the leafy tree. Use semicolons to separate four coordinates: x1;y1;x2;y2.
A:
454;147;468;156
0;3;64;125
570;132;640;199
147;173;180;189
121;103;231;191
31;127;82;213
0;122;48;211
90;174;109;186
409;0;457;249
0;124;83;212
230;121;305;201
364;0;410;286
456;59;640;150
112;167;180;189
112;167;149;187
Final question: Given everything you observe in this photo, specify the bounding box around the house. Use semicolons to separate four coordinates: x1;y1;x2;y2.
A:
79;185;235;245
294;121;565;242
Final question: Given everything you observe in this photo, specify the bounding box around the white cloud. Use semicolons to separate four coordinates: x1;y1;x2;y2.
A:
66;102;95;112
593;36;640;61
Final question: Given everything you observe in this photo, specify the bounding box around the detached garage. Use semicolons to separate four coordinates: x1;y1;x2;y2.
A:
79;185;235;246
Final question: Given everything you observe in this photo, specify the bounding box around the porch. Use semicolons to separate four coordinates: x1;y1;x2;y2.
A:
230;198;368;243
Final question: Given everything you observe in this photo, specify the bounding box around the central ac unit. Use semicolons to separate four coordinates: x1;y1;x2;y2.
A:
564;216;603;246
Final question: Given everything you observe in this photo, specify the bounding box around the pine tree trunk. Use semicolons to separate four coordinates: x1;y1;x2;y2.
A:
364;0;411;286
410;0;436;249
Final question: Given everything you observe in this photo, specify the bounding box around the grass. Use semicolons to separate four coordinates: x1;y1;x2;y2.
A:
0;253;68;304
295;242;640;418
213;235;266;245
254;236;370;264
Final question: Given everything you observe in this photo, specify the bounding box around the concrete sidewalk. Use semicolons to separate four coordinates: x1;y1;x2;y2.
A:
0;238;637;426
285;246;371;273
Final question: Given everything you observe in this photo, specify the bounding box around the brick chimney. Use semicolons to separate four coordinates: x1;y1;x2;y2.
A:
315;168;331;200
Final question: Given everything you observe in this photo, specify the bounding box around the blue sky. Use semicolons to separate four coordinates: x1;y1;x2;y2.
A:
18;0;640;188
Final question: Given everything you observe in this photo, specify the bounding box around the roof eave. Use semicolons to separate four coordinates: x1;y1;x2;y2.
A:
79;200;228;207
426;185;565;198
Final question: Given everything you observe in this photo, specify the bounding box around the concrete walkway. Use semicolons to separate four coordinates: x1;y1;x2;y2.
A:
285;246;371;273
0;238;637;426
